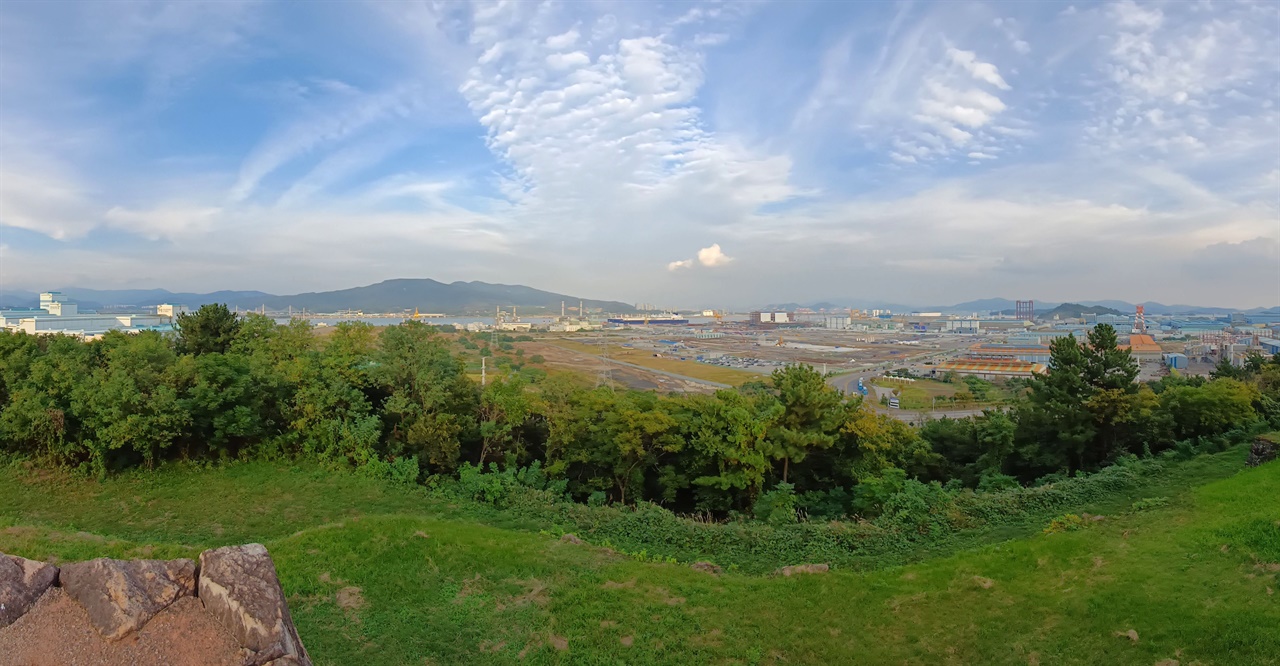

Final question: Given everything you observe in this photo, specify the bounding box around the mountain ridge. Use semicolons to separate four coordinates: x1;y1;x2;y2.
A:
0;279;635;315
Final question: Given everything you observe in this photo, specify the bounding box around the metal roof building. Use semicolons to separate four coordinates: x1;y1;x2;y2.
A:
934;359;1047;379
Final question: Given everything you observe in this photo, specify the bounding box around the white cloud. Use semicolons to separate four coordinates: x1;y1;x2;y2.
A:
103;205;223;240
546;51;590;69
697;243;732;267
229;84;423;203
946;48;1011;90
545;28;579;50
666;243;733;271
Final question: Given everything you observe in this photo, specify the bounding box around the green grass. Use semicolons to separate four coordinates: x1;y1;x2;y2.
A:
2;456;1277;665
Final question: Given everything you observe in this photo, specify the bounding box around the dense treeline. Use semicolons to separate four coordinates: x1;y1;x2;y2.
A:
1;306;1276;520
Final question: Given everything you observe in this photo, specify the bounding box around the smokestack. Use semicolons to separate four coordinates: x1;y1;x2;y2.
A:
579;300;584;319
561;300;565;318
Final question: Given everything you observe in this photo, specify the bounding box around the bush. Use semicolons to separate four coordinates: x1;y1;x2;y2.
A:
1130;496;1170;512
358;455;421;486
1043;513;1086;534
754;482;798;525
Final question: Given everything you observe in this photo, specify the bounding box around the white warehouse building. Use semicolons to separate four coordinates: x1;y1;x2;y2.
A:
2;293;172;339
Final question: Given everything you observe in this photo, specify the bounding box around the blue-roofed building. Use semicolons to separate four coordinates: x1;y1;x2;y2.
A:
1261;338;1280;356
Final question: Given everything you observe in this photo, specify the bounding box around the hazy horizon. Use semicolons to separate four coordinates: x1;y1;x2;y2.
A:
1;1;1277;309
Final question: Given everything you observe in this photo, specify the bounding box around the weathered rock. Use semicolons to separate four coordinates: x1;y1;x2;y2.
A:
690;561;723;575
1247;436;1278;467
58;557;196;641
0;552;59;628
560;533;584;545
775;563;830;577
199;544;311;666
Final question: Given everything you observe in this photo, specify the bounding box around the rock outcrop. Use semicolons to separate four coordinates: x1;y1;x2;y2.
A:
59;557;197;640
690;561;723;575
1247;435;1278;467
1;544;309;665
199;544;311;666
775;563;830;577
0;553;59;627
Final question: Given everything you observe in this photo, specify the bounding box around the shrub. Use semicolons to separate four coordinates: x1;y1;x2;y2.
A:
1043;513;1086;534
1130;496;1170;512
754;482;798;525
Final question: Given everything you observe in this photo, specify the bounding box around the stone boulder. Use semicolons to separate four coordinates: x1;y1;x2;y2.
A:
690;561;723;576
775;563;830;577
59;557;196;640
1247;435;1278;467
0;553;59;628
199;544;310;666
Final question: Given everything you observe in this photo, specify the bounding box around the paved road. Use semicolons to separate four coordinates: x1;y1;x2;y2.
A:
826;366;995;423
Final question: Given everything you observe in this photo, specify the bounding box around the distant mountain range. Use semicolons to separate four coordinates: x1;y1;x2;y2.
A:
0;279;636;315
3;282;1273;317
766;297;1275;316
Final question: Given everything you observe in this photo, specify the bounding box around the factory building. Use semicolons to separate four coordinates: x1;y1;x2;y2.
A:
1123;334;1164;361
750;311;794;326
1;292;170;339
934;359;1047;380
156;304;189;318
1260;338;1280;356
1165;320;1228;335
966;343;1052;364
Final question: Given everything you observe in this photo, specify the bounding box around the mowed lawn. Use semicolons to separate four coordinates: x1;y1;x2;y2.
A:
1;459;1277;665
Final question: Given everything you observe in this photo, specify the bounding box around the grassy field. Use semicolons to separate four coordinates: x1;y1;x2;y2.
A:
547;340;761;386
1;455;1277;665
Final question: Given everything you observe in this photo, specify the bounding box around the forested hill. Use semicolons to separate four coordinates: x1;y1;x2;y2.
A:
14;279;636;314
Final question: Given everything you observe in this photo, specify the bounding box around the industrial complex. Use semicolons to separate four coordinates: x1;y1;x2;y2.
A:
4;292;1277;394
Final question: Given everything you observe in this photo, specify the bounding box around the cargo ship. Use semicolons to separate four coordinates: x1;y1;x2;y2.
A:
606;313;690;326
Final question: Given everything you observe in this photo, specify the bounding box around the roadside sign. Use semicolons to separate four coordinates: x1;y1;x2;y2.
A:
889;397;900;409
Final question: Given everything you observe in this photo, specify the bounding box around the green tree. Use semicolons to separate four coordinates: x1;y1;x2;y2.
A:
175;304;242;356
763;365;843;482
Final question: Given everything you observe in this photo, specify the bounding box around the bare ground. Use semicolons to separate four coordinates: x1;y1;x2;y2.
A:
0;588;242;666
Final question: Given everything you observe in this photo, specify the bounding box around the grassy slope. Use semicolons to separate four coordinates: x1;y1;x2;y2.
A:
1;456;1277;665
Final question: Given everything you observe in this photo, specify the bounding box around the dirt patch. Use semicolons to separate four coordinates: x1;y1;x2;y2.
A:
336;586;366;612
619;635;634;647
414;531;430;539
691;628;723;648
549;635;568;651
1114;629;1139;643
600;620;617;628
0;588;241;666
973;576;996;589
498;579;549;610
649;586;685;606
479;639;507;653
455;574;487;603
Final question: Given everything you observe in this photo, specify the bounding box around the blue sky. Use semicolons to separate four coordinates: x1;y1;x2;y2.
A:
0;0;1276;308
